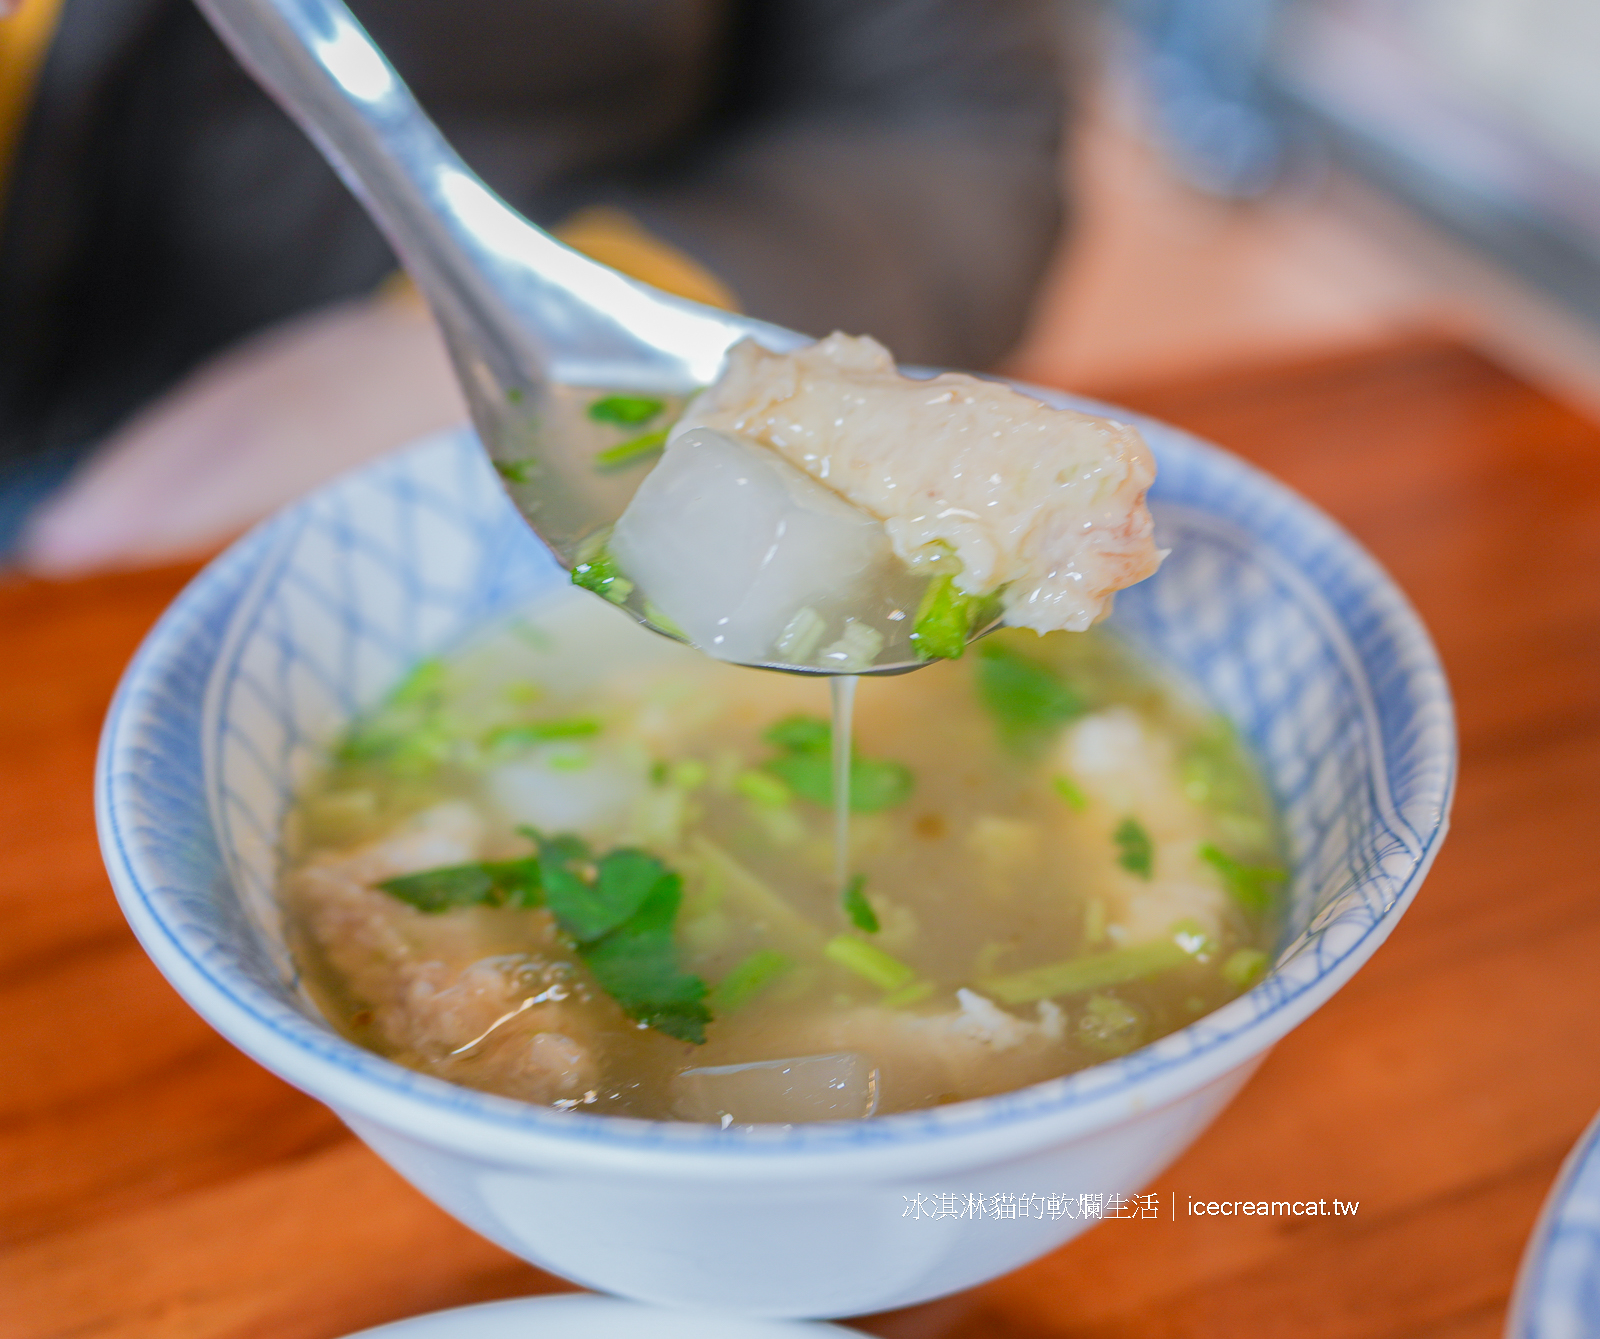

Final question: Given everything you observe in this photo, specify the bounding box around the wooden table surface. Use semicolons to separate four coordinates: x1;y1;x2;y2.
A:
4;338;1598;1339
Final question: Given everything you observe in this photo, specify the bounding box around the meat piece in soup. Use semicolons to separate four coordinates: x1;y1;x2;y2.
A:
283;588;1286;1121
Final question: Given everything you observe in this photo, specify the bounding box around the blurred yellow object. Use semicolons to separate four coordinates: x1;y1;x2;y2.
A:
0;0;64;219
376;206;738;314
554;206;740;311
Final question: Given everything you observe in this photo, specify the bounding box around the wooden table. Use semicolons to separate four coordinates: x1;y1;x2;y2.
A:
4;338;1598;1338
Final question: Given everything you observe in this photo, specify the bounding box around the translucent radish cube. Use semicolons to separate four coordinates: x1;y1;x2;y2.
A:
672;1052;879;1125
609;428;892;664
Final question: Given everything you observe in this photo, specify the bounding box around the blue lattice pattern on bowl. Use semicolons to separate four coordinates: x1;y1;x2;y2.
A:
1509;1109;1600;1338
100;407;1454;1153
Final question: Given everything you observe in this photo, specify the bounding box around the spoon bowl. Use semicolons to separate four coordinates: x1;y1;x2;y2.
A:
193;0;1003;674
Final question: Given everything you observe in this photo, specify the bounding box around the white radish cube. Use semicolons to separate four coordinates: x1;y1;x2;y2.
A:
487;750;644;840
609;428;892;664
672;1052;879;1124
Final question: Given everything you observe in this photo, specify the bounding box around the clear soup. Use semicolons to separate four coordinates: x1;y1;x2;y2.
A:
282;589;1285;1122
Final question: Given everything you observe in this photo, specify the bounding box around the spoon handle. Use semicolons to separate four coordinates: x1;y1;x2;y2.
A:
193;0;745;390
193;0;547;382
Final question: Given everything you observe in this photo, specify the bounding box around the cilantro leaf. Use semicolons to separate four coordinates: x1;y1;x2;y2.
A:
841;874;880;933
588;847;677;939
759;715;913;813
580;873;710;1043
375;827;710;1042
765;751;913;812
524;828;711;1042
526;831;614;939
378;858;542;913
762;715;832;753
850;759;915;811
975;640;1085;749
588;394;664;426
1199;843;1286;914
1114;818;1154;879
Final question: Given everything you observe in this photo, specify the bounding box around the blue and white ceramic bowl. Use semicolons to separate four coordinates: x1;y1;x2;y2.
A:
97;397;1455;1319
1508;1109;1600;1338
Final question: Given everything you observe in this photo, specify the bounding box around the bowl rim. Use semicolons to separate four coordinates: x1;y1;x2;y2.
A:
97;413;1457;1180
1506;1104;1600;1337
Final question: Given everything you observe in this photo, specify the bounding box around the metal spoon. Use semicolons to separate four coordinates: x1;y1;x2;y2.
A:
193;0;1000;674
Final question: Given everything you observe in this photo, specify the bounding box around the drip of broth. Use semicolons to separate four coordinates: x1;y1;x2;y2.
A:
830;674;858;893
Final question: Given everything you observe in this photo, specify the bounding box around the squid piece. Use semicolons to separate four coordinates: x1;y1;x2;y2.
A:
672;333;1163;634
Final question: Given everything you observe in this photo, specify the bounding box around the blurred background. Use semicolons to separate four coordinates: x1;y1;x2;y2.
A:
1016;0;1600;405
3;0;1600;573
6;7;1600;1333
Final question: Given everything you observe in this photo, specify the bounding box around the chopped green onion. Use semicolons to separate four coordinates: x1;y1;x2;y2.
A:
483;717;602;751
973;942;1008;976
910;574;977;660
1082;897;1106;946
911;538;965;575
735;769;791;808
1181;719;1257;810
977;938;1195;1004
688;836;823;951
841;874;880;933
1222;947;1270;988
334;659;458;772
671;759;708;791
587;394;665;426
594;428;668;472
545;749;592;771
389;659;446;707
1168;917;1216;959
335;719;453;771
881;979;935;1008
773;606;826;663
571;542;634;605
1077;993;1144;1055
642;600;687;638
824;935;917;992
1114;817;1154;879
707;950;793;1015
1051;775;1089;810
1199;843;1286;914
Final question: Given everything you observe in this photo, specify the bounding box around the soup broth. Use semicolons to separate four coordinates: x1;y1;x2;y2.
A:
283;590;1285;1122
